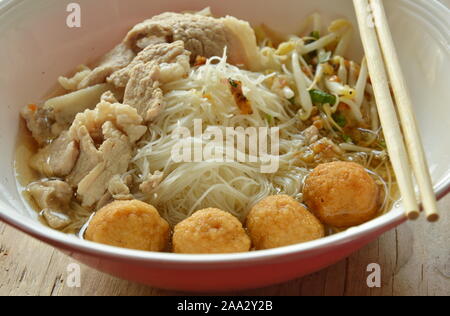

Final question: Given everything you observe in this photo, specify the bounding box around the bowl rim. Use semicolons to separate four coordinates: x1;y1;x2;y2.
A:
1;179;448;267
0;0;449;268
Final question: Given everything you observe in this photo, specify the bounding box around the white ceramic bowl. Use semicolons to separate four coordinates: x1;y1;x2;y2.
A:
0;0;449;292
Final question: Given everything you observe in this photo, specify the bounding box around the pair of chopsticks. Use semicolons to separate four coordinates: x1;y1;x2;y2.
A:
353;0;439;222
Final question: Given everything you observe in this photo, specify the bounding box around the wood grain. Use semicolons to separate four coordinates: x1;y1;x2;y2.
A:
0;195;449;296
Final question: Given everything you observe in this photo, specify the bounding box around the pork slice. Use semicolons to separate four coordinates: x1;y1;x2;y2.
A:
21;106;57;146
123;62;165;122
123;12;229;60
27;179;73;211
76;122;133;207
30;131;79;178
41;209;72;230
66;125;103;187
108;174;133;200
66;100;147;191
77;43;136;89
122;12;262;70
108;41;190;88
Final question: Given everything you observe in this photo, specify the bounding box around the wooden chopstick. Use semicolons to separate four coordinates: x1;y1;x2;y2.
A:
370;0;439;222
353;0;420;220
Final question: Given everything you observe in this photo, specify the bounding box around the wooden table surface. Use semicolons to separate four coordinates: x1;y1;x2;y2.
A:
1;194;449;296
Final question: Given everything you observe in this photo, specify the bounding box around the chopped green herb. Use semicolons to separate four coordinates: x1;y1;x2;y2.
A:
318;51;332;64
288;97;296;105
379;140;387;148
266;114;274;124
342;135;353;143
332;113;347;128
310;31;320;40
309;89;337;105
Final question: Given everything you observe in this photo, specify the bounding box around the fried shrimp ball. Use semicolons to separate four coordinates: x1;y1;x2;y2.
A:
303;161;381;228
173;208;251;254
246;195;325;250
85;200;170;251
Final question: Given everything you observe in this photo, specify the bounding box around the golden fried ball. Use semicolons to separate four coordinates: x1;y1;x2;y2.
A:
85;200;170;251
303;161;381;228
173;208;251;254
246;195;325;250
